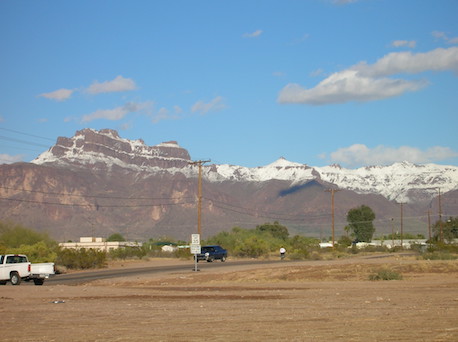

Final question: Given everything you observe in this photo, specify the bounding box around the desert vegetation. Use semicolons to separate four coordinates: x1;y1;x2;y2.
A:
1;213;457;270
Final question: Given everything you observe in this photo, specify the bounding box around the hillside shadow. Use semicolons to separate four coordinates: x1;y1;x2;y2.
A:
278;180;323;197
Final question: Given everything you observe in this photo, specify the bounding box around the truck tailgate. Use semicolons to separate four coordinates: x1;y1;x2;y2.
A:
30;263;55;276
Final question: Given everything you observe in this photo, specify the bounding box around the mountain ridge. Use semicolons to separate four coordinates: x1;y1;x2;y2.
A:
1;128;456;241
32;128;458;204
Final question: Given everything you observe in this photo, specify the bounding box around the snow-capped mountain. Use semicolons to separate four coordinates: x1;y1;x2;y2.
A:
32;128;458;204
3;128;456;240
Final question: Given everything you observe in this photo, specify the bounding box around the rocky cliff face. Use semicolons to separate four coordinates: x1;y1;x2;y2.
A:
1;129;456;241
34;128;192;171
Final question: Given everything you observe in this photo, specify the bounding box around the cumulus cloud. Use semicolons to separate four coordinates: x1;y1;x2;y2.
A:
38;88;74;101
278;71;426;105
326;144;458;167
81;101;152;122
191;96;227;114
0;153;24;164
243;30;263;38
278;46;458;105
392;40;416;48
86;75;137;94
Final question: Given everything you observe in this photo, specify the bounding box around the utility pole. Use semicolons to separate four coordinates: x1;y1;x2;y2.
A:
438;188;443;243
391;218;394;248
427;210;432;248
189;160;210;236
400;203;404;249
325;188;340;247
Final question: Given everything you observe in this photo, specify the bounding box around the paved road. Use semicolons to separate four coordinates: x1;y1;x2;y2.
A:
47;259;286;285
45;253;405;286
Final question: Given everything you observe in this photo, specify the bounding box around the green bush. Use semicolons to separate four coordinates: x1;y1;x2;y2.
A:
369;268;403;281
56;248;107;269
109;246;146;260
6;241;57;263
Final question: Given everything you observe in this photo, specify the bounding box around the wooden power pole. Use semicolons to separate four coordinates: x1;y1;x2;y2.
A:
325;188;340;247
189;160;210;236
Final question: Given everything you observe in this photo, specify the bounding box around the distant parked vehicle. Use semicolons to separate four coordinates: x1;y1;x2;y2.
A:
195;245;227;262
0;254;55;286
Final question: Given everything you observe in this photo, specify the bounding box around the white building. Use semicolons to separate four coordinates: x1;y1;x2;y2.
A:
59;237;142;252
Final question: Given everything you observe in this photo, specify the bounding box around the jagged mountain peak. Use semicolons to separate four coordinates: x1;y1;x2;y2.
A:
264;157;306;168
32;128;191;171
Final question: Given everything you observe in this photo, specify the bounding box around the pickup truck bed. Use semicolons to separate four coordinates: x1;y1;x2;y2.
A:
0;254;55;285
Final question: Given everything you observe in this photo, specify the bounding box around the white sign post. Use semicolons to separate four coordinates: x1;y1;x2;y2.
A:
191;234;201;272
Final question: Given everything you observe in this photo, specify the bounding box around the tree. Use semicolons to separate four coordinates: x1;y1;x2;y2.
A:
255;221;289;240
107;233;125;242
0;221;56;249
346;205;376;242
432;217;458;243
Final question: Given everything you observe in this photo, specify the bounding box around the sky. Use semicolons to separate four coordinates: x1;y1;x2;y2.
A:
1;0;458;169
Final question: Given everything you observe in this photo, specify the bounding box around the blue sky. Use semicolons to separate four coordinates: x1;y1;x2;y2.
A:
1;0;457;168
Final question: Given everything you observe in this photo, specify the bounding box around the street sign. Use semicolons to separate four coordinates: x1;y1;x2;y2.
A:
190;244;201;254
191;234;200;245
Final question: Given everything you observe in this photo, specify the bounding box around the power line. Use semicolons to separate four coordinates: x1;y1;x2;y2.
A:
0;186;194;201
0;135;51;148
0;127;55;141
0;196;194;208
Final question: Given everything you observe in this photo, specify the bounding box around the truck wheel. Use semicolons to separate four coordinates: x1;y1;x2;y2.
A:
33;279;44;286
10;272;21;285
221;256;226;262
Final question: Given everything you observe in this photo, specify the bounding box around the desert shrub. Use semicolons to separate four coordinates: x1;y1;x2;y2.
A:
369;268;403;281
288;248;309;260
56;248;107;269
109;246;147;260
173;247;192;260
0;222;56;249
6;241;57;263
420;251;458;260
233;235;270;258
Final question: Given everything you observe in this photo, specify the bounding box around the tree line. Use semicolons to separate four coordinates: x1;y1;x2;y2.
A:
1;205;457;269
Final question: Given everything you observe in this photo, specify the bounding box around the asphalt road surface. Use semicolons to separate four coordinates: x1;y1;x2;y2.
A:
47;259;285;285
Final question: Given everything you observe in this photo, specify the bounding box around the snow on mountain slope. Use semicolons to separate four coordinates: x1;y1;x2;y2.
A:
31;129;458;203
206;157;316;183
315;162;458;203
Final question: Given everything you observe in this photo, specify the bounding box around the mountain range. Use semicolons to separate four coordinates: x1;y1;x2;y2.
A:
1;128;457;241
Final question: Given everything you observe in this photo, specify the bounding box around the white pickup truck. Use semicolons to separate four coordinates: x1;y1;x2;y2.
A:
0;254;55;286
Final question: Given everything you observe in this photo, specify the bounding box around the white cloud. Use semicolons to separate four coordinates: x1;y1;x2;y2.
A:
326;144;458;167
0;153;24;164
278;70;426;105
355;47;458;77
432;31;458;45
191;96;227;114
243;30;263;38
278;46;458;105
151;105;185;123
86;75;137;94
38;88;74;101
392;40;416;48
82;101;152;122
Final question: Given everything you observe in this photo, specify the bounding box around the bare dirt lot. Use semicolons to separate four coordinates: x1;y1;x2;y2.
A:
1;254;457;342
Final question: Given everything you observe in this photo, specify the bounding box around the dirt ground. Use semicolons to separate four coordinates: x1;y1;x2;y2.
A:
1;254;457;342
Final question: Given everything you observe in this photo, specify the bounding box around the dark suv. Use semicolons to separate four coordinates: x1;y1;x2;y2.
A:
195;245;227;262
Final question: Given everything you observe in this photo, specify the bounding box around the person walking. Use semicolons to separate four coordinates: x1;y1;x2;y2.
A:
279;247;286;260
